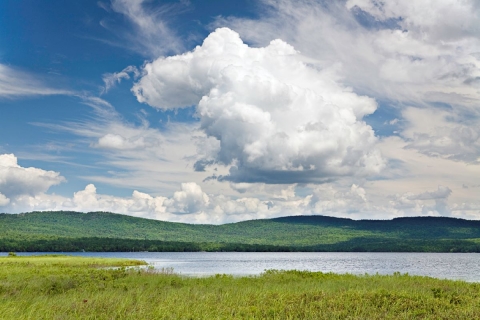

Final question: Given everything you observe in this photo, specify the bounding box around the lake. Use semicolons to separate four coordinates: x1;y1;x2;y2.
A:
3;252;480;282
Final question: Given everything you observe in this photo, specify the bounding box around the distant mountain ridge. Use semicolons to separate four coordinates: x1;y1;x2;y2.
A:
2;211;480;252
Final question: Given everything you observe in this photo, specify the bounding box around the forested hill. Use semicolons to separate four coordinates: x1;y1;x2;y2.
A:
2;211;480;252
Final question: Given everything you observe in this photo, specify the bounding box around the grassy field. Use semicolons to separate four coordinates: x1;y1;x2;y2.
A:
1;255;480;319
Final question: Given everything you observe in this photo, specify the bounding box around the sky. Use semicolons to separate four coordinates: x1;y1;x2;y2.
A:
1;0;480;224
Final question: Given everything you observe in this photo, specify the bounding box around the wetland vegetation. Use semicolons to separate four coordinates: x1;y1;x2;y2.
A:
1;255;480;319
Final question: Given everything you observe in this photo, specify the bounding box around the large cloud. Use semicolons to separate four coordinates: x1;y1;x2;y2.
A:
133;28;385;183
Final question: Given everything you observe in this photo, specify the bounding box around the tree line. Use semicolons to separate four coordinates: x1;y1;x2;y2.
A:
2;236;480;253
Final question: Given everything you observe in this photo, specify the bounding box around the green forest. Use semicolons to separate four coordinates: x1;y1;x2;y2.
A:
2;211;480;252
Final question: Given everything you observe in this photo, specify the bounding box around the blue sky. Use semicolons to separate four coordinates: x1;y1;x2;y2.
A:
1;0;480;223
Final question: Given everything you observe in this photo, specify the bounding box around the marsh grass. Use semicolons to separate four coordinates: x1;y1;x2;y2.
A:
1;256;480;319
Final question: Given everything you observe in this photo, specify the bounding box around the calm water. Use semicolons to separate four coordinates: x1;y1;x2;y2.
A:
3;252;480;282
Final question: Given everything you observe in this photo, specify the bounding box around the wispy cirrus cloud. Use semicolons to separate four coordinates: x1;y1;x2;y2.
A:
98;0;189;57
0;64;71;98
101;65;140;94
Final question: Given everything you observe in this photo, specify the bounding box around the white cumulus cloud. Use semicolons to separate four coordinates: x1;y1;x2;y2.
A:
133;28;385;183
166;182;210;214
0;154;65;199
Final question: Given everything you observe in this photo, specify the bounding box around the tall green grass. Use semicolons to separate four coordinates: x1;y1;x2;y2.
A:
1;255;479;319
